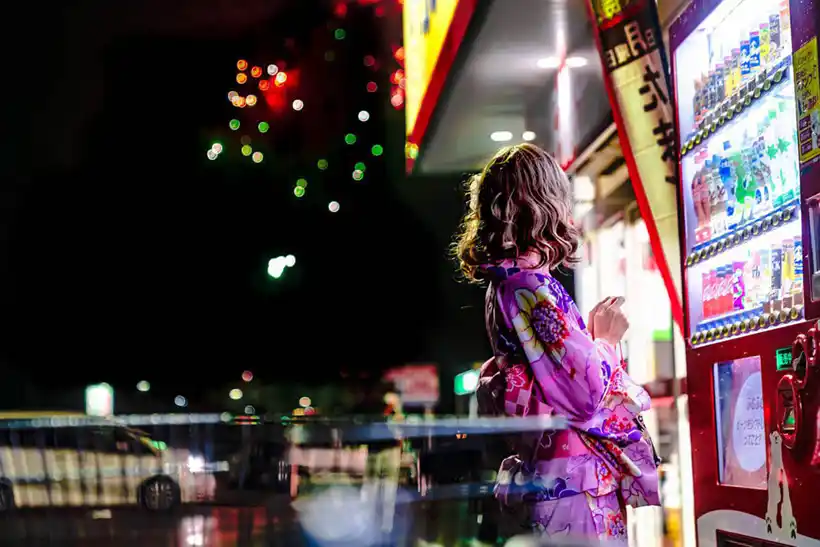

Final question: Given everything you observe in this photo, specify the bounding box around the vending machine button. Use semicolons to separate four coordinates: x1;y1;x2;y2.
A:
783;207;793;221
765;216;775;229
730;322;740;335
781;309;791;323
721;325;730;337
752;223;761;236
763;78;772;91
706;329;715;341
792;306;803;320
753;86;762;99
733;233;741;245
691;334;700;345
759;315;769;329
769;313;779;327
774;67;784;83
717;240;726;251
742;228;751;240
686;254;694;266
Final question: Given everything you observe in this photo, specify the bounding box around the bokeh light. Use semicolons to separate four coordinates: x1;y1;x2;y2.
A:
258;80;270;91
237;59;248;71
328;201;340;212
344;133;356;145
231;95;243;107
358;110;370;122
245;94;258;106
252;151;263;163
250;66;263;78
137;381;150;392
207;149;218;160
299;396;312;407
275;72;287;86
237;73;248;84
267;64;279;76
294;186;306;198
352;169;364;181
363;55;375;67
317;159;328;170
174;395;188;407
366;81;378;93
230;119;241;130
334;28;346;40
242;370;254;382
258;121;270;133
244;405;255;414
241;145;252;156
228;90;238;102
296;178;308;188
371;144;383;156
391;92;404;108
405;142;419;159
211;142;223;154
292;99;304;111
229;389;243;401
354;161;366;171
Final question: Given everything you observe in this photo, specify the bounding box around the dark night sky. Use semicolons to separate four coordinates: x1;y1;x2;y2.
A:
1;0;489;402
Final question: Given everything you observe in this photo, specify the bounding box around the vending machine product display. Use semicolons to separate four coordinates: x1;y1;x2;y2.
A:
671;0;820;544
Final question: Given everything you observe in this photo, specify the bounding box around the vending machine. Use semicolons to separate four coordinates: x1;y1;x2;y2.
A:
670;0;820;544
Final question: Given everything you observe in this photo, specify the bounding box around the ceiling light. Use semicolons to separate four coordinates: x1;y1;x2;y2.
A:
490;131;513;142
536;57;560;69
565;56;588;68
522;131;536;141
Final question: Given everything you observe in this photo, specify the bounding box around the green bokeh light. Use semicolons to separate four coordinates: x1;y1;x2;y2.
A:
258;121;270;133
229;119;240;130
334;29;346;40
241;145;252;156
344;133;357;145
296;178;308;188
317;159;328;170
294;186;306;198
354;161;366;171
371;144;383;156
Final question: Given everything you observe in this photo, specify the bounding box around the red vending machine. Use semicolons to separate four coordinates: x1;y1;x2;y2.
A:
670;0;820;544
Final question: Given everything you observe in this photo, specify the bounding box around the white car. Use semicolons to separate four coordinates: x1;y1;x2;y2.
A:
0;414;216;512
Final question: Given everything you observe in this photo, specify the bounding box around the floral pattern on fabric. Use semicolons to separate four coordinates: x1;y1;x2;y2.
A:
479;259;660;542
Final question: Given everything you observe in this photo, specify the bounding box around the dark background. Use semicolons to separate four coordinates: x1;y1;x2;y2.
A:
0;0;492;410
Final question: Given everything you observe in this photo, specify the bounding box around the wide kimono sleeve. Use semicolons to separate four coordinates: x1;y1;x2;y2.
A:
498;272;618;423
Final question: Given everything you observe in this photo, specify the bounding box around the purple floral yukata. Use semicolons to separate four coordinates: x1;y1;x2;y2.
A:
477;261;660;545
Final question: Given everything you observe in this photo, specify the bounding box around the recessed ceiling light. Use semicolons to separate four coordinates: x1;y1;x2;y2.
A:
522;131;536;141
536;57;560;69
565;56;588;68
490;131;513;142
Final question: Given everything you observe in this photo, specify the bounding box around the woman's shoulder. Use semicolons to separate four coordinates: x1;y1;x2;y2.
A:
493;268;578;316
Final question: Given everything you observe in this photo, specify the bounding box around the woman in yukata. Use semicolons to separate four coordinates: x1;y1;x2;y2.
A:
454;143;660;545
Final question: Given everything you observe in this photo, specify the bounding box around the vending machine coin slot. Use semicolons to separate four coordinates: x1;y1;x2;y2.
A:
776;373;801;448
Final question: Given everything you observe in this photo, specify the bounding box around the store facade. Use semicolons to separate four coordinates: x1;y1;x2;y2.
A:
403;0;694;545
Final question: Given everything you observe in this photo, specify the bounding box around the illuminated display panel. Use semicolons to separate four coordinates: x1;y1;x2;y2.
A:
675;0;802;343
713;356;767;489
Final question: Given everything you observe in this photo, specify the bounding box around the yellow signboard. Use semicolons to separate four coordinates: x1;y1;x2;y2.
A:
403;0;461;138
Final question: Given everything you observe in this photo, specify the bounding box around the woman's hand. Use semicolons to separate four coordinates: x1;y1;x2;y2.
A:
590;296;628;346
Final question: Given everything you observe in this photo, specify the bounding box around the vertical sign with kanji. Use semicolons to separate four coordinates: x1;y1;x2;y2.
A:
586;0;684;332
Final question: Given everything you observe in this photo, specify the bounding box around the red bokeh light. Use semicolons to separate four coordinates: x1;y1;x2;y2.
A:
334;2;348;17
366;81;378;93
237;59;248;71
250;66;263;78
259;80;270;91
242;370;253;382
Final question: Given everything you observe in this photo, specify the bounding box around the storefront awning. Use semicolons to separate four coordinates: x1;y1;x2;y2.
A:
406;0;611;174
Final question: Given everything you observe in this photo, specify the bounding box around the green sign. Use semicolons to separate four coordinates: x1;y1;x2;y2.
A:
776;347;793;371
454;369;479;395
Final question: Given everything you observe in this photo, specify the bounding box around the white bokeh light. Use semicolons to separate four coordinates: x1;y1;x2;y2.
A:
328;201;340;213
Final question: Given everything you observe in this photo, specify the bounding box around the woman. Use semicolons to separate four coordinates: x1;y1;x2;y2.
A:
455;144;660;544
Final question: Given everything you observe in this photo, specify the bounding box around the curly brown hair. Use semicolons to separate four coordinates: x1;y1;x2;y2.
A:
453;143;582;281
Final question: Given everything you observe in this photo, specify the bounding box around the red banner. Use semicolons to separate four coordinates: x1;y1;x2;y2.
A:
586;0;684;332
